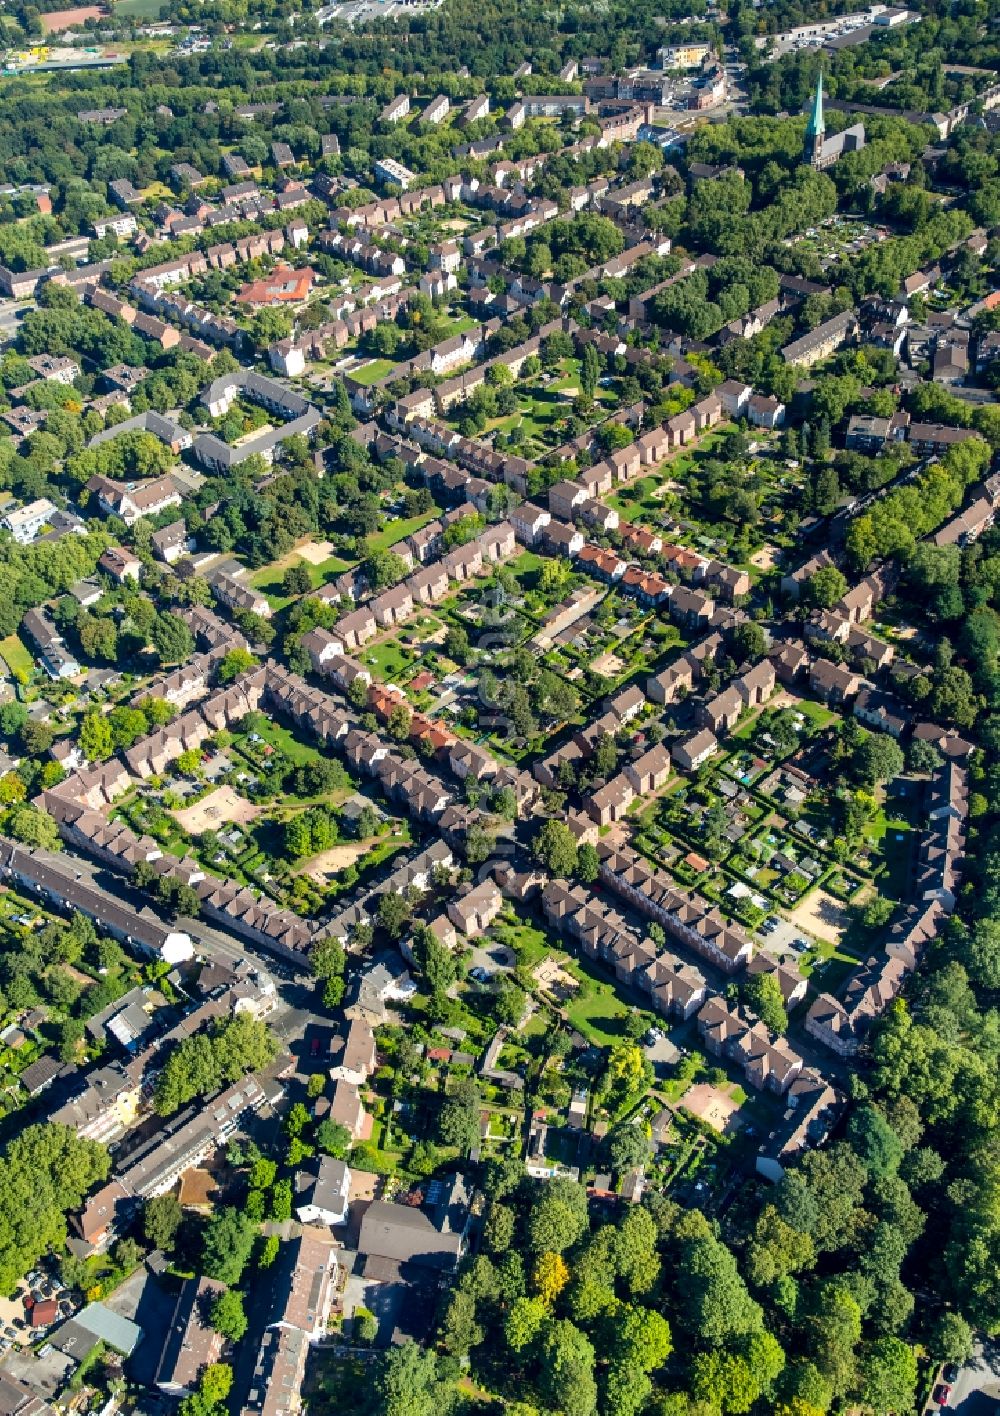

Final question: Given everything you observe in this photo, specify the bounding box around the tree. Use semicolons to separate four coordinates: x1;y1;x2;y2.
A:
853;735;904;790
154;1016;278;1116
354;1307;379;1344
372;1341;440;1416
532;819;579;876
576;844;599;882
803;565;847;610
152;613;195;665
144;1193;183;1252
592;732;619;780
608;1304;672;1372
495;978;527;1026
209;1289;248;1342
437;1077;480;1153
79;710;114;763
202;1208;257;1285
730;621;766;661
444;624;471;664
378;891;412;939
538;1319;598;1416
846;1107;904;1179
218;648;258;683
745;1207;815;1287
965;918;1000;991
859;1338;917;1416
927;1312;974;1365
742;973;788;1034
691;1351;757;1415
200;1364;233;1406
604;1123;650;1175
506;1295;549;1351
678;1230;763;1345
0;1123;110;1294
282;563;313;597
527;1178;590;1253
533;1251;570;1305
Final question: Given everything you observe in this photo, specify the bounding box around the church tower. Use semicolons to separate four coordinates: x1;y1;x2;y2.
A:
805;70;825;167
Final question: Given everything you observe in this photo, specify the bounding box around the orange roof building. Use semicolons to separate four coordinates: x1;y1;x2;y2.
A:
235;265;315;306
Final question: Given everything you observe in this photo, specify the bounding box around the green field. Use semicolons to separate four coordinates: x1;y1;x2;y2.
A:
114;0;166;17
0;635;33;679
253;719;326;766
350;358;398;386
565;964;632;1046
367;509;440;553
362;638;416;681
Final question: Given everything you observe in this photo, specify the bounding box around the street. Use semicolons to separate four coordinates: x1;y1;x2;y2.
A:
57;848;319;1051
948;1342;1000;1414
925;1343;1000;1416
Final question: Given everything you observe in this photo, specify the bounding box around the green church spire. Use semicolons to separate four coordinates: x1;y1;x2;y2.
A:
806;69;825;140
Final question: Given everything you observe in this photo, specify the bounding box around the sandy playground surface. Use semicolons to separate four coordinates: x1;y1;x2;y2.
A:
172;784;261;835
786;887;849;945
750;544;779;570
292;539;336;566
300;839;377;882
681;1083;744;1135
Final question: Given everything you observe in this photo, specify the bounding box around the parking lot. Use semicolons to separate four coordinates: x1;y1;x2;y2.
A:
755;912;812;956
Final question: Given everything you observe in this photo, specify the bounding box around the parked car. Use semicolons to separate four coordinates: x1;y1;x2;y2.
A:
934;1384;952;1407
942;1365;959;1384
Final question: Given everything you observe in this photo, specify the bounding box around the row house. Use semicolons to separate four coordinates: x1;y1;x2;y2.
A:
541;879;708;1020
624;742;672;796
209;569;273;621
702;559;751;602
853;686;910;739
746;949;807;1007
669;585;715;630
129;650;222;710
299;633;372;695
809;658;863;707
585;774;636;826
915;760;968;912
755;1069;845;1183
884;900;941;972
806;955;907;1057
697;997;803;1095
596;841;753;974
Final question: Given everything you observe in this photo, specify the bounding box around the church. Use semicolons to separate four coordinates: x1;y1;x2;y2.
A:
804;72;866;169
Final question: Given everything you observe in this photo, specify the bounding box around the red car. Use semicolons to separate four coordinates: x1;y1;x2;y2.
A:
934;1384;952;1407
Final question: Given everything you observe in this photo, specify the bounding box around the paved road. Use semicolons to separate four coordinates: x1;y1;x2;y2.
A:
60;849;319;1052
0;302;31;345
948;385;999;406
949;1341;1000;1414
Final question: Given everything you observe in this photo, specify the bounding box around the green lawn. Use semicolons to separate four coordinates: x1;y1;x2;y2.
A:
609;476;668;523
250;551;353;608
362;639;416;681
493;920;551;969
508;550;547;591
351;358;398;386
113;0;166;15
253;720;326;766
565;971;631;1047
367;510;440;553
0;635;33;679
